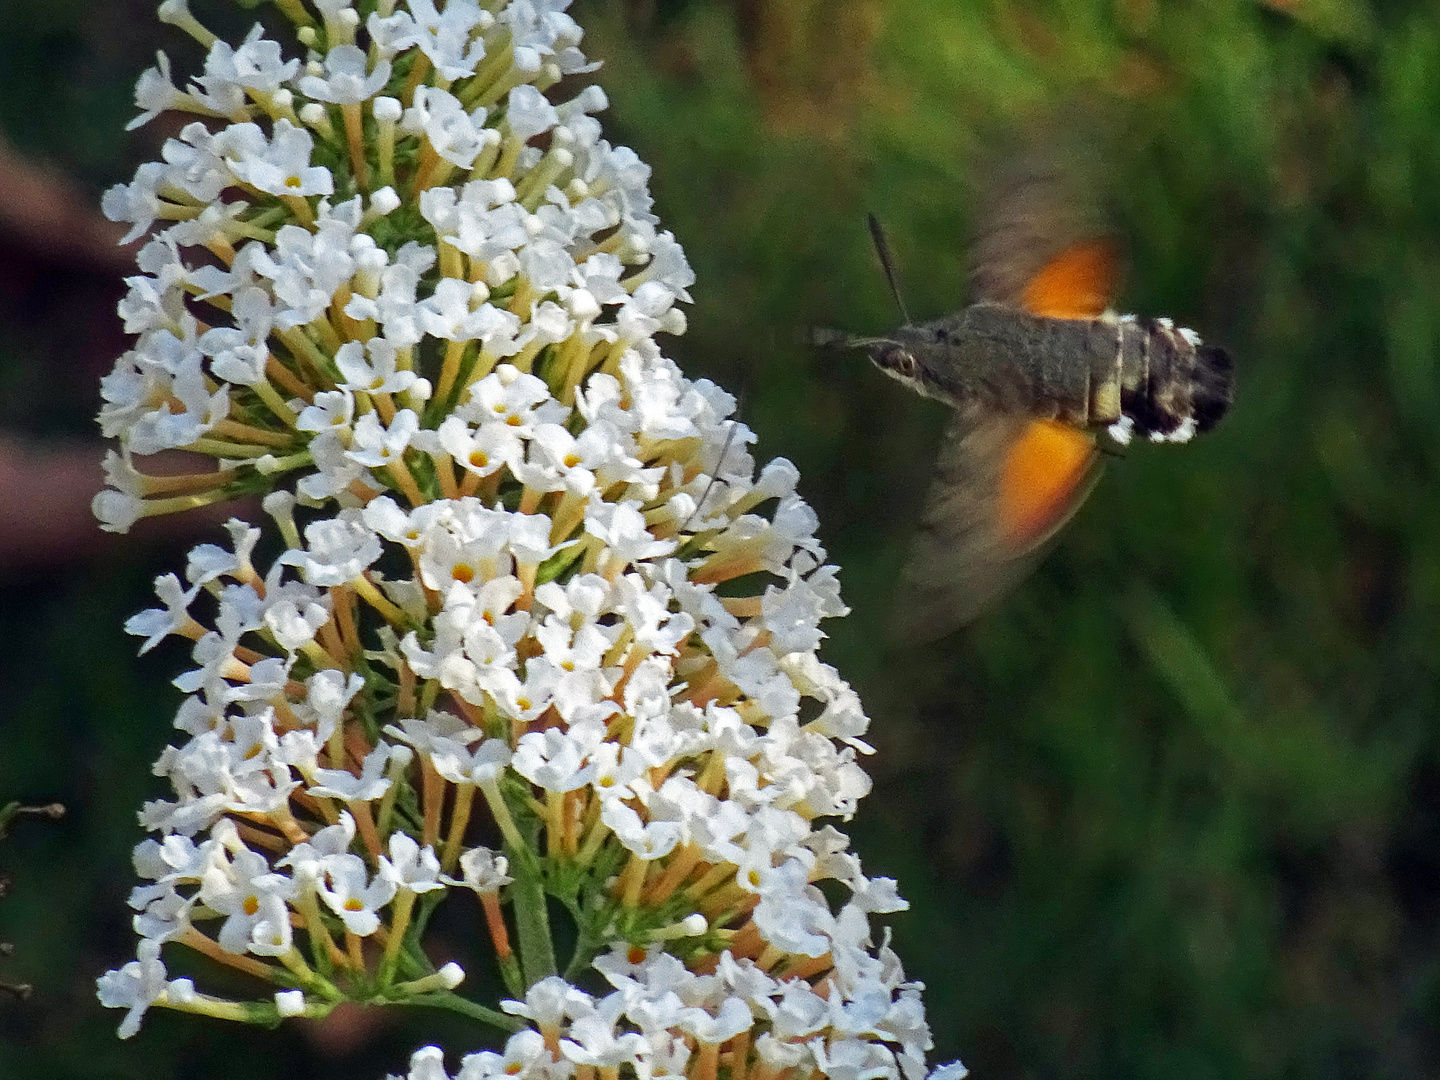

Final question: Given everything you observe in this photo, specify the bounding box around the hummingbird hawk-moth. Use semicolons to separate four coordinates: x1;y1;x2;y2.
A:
846;159;1234;641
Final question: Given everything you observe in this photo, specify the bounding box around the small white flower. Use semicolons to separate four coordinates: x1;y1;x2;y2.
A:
926;1064;970;1080
560;1002;649;1069
251;213;358;327
378;832;445;893
218;119;334;197
462;366;565;433
263;595;330;652
127;52;189;131
500;975;595;1029
126;573;201;654
584;497;676;568
376;0;489;79
97;940;182;1039
308;743;396;801
317;852;398;935
512;726;592;793
102;162;166;241
433;732;515;786
296;388;355;433
418;278;520;346
206;26;298;95
405;1046;453;1080
199;846;296;956
297;44;391;104
403;87;493;169
601;799;682;860
346;408;420;469
436;416;521;478
505;84;559;142
444;846;512;893
677;996;755;1045
277;812;356;885
334;338;420;396
92;488;146;534
280;510;382;586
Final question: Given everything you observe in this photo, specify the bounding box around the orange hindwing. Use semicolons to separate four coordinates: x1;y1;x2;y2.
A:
998;418;1099;546
1019;238;1121;319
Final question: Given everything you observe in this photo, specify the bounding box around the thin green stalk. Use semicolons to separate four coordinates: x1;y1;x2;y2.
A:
563;922;607;982
506;845;557;988
401;991;528;1033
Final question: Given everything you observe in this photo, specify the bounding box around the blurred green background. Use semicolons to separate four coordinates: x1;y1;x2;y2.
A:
3;0;1440;1076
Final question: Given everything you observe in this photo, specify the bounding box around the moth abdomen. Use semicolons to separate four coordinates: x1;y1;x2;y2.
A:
1114;316;1234;443
1189;343;1234;433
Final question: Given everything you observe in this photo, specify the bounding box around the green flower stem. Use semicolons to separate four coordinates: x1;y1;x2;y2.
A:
228;220;278;244
498;950;525;999
441;784;477;873
212;417;294;448
256;449;314;475
168;995;276;1025
380;890;418;985
563;920;608;983
265;353;312;399
376;777;402;838
270;0;315;28
506;843;557;988
278;947;343;1001
154;202;205;223
400;991;527;1033
342;102;370;191
276;326;335;384
252;379;299;426
419;677;442;714
466;136;503;184
350;574;410;627
459;40;513;109
282;194;316;226
408;889;447;951
188;437;277;459
295;889;337;977
478;778;525;850
376;118;398;189
135;467;237;496
434;340;470;410
179;928;288;984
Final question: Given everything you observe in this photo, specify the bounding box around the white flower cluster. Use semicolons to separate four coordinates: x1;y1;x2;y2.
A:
96;0;691;531
93;2;963;1078
101;354;901;1043
394;950;968;1080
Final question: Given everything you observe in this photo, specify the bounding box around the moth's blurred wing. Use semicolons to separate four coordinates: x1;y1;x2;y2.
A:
967;132;1123;316
891;409;1102;642
1019;238;1121;318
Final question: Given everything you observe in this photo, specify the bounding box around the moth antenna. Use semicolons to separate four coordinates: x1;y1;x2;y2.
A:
867;212;911;326
680;379;750;533
682;422;737;533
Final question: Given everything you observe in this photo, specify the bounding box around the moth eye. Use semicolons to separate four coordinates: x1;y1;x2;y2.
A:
868;343;920;382
886;349;918;378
